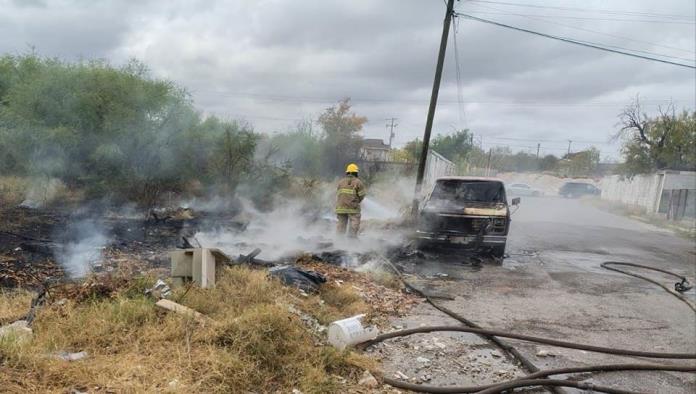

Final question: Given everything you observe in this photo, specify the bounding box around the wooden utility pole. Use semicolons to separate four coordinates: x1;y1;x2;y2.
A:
412;0;456;216
485;147;492;176
386;117;398;148
567;140;572;156
536;143;540;160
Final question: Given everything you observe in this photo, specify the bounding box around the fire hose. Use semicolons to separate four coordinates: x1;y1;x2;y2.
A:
371;259;696;393
600;261;695;313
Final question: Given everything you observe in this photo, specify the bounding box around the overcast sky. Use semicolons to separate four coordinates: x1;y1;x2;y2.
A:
1;0;694;159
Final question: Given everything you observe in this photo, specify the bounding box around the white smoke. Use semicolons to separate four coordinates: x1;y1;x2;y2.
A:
194;177;414;262
55;219;108;278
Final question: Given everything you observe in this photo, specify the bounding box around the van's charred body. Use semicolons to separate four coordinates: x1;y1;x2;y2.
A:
416;177;516;257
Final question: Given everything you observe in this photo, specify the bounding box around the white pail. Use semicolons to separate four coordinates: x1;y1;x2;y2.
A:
327;314;379;350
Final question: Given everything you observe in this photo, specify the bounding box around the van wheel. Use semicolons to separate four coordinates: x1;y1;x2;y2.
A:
492;245;505;259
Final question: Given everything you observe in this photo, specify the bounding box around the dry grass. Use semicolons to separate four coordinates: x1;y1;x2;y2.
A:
0;176;27;206
0;267;374;393
0;289;34;325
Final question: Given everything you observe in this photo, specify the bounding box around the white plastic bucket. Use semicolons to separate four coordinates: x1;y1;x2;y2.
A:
328;314;379;350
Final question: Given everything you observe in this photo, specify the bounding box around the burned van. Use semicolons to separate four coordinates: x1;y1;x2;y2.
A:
415;177;519;257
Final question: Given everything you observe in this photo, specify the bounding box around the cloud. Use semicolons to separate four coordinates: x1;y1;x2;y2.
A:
0;0;693;159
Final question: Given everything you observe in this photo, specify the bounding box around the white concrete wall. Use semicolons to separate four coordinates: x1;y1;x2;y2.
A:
599;174;662;213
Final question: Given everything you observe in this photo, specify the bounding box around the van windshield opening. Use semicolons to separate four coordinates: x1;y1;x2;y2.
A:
431;180;505;203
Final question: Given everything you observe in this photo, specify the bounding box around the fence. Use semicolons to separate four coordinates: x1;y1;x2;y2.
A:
600;171;696;220
422;149;456;192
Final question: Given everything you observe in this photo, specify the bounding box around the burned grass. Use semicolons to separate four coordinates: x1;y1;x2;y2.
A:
0;266;381;393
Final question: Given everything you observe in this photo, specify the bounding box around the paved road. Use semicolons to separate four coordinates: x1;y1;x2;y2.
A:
383;197;696;392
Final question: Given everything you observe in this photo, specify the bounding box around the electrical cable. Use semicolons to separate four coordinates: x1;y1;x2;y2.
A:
462;2;696;56
453;12;696;69
451;16;468;130
468;0;694;21
601;261;696;312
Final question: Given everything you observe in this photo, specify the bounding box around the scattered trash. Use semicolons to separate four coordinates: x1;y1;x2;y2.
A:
268;265;326;293
55;351;89;361
536;349;555;357
168;379;179;389
180;236;201;249
394;371;409;380
358;370;379;387
327;314;379;350
170;248;231;288
155;299;213;324
491;350;502;358
145;279;172;299
0;320;33;343
416;356;431;363
312;251;349;266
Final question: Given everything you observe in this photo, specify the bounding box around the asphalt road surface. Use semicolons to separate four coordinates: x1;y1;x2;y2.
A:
381;197;696;392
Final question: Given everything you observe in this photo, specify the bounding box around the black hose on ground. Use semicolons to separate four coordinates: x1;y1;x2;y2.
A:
376;258;696;393
381;259;551;388
380;364;696;394
474;378;637;394
366;325;696;359
601;261;696;313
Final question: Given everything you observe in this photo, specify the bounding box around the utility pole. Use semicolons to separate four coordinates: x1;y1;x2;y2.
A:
386;117;398;148
567;140;572;156
536;143;540;160
412;0;456;216
486;147;492;176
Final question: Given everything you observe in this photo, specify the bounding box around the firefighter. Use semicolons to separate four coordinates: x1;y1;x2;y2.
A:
336;163;366;237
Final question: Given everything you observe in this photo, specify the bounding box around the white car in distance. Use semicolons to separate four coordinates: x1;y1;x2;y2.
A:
507;183;543;197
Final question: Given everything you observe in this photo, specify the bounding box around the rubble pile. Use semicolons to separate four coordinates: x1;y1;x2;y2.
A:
297;256;420;321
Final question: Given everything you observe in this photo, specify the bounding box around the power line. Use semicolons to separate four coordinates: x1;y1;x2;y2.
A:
453;12;696;69
196;90;692;107
451;16;468;129
460;11;695;25
468;0;694;21
483;135;613;144
462;3;695;55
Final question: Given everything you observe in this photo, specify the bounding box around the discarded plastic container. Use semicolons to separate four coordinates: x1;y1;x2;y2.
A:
328;314;379;350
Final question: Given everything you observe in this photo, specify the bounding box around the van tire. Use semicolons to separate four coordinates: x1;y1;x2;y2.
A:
492;245;505;259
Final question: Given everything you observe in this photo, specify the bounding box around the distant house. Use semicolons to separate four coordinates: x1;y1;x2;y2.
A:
360;138;391;162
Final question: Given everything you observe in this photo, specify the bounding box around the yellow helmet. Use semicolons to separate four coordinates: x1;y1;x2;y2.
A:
345;163;359;173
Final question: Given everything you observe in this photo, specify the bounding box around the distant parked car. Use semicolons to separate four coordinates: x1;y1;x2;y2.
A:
507;183;543;197
559;182;601;198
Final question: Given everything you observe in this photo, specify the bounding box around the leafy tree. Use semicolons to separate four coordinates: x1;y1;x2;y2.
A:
538;154;559;172
261;119;323;177
616;97;696;176
559;147;600;177
430;129;474;162
317;98;367;176
0;54;258;206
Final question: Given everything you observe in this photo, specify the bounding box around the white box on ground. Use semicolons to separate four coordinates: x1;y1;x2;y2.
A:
169;248;230;288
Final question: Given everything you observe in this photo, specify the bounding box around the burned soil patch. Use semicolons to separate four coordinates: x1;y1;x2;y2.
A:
0;207;240;289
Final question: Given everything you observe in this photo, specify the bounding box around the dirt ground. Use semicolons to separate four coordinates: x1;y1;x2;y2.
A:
376;196;696;393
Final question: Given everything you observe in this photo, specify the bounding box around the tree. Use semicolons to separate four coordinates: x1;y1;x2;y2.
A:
0;54;258;206
317;98;367;176
559;147;600;177
430;129;474;163
616;97;696;176
538;154;559;172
